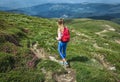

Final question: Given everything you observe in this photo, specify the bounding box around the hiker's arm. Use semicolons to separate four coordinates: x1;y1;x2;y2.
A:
56;29;61;40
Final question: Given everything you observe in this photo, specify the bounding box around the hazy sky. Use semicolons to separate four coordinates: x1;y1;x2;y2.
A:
0;0;120;9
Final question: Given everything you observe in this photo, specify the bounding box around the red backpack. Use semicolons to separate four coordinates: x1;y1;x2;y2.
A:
61;27;70;42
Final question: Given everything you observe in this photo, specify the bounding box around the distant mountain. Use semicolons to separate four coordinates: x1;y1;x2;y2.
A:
3;3;120;19
0;7;12;11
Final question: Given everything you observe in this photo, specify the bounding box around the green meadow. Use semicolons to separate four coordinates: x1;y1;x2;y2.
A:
0;12;120;82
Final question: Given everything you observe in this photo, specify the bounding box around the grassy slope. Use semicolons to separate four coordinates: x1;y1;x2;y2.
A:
0;12;64;82
66;18;120;82
0;12;120;82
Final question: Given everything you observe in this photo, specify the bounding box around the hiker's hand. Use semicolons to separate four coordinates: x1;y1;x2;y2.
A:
56;37;60;40
56;37;58;40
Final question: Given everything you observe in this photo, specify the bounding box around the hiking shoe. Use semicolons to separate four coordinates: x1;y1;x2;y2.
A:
64;62;69;68
64;62;68;65
59;61;64;65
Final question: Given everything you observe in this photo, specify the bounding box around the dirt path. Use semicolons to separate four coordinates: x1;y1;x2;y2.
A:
95;24;115;35
29;42;76;82
93;42;119;81
71;29;90;39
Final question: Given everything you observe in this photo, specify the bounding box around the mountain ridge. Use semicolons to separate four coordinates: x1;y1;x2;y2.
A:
3;3;120;19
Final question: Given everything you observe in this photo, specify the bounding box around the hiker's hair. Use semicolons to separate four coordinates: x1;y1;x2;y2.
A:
58;18;64;25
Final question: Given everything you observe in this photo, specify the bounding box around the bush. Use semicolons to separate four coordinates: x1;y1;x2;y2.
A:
0;53;15;72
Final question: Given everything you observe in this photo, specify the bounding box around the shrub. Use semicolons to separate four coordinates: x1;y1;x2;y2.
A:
0;53;15;72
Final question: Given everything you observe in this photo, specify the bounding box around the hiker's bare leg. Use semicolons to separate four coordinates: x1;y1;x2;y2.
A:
62;58;67;62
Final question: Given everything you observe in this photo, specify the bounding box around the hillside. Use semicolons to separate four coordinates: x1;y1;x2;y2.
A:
0;12;120;82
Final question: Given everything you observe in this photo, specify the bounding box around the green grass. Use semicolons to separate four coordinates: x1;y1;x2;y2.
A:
66;18;120;81
0;69;45;82
0;11;120;82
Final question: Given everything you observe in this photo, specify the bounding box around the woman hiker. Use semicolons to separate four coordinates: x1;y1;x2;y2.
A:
56;18;70;67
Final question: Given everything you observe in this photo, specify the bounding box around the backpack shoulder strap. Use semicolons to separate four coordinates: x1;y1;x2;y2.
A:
65;26;68;29
64;26;69;30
